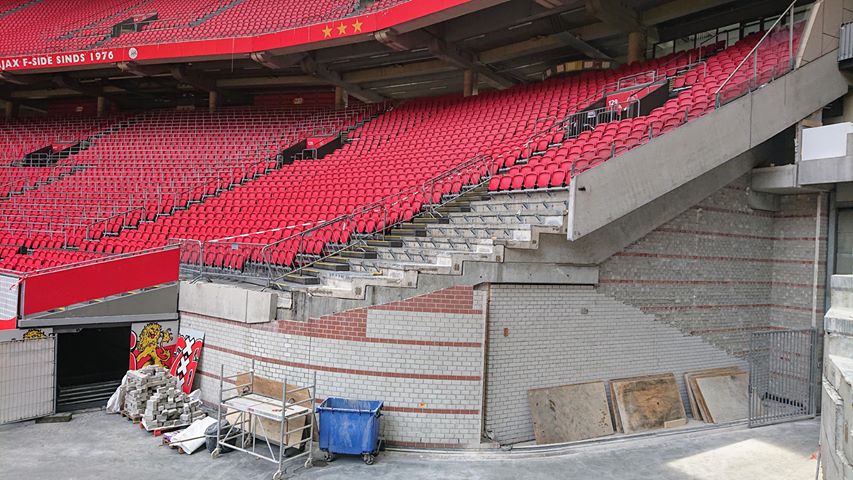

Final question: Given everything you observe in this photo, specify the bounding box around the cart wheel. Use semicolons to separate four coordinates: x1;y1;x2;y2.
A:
362;453;375;465
304;457;314;469
272;470;283;480
211;448;221;459
323;451;335;462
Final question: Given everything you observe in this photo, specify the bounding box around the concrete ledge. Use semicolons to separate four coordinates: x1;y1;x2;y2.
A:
179;281;275;324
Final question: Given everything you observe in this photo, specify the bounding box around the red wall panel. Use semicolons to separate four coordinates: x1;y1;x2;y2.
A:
22;248;179;316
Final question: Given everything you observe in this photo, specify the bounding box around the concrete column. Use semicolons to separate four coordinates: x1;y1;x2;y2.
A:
335;86;348;109
208;91;219;113
463;70;479;97
4;100;17;120
96;96;108;117
627;31;647;65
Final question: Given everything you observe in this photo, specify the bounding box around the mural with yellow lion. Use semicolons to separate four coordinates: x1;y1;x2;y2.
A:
129;321;178;370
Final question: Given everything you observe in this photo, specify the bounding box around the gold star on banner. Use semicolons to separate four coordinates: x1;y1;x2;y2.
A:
337;23;348;35
352;19;363;33
322;25;333;38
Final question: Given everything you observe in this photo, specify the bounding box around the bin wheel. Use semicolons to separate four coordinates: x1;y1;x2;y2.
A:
362;453;375;465
272;470;283;480
323;451;335;462
211;448;221;459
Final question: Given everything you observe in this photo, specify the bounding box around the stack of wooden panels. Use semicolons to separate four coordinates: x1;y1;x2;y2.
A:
609;373;688;434
527;381;614;444
684;367;748;424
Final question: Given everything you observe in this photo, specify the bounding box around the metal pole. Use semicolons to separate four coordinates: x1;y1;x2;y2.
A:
789;6;795;69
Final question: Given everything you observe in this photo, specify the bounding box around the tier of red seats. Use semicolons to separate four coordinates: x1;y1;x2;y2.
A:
489;26;801;192
0;0;411;56
0;245;101;272
0;30;800;273
73;41;733;270
0;105;375;256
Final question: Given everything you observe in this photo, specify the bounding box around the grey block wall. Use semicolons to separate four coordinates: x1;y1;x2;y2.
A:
484;284;745;445
599;176;825;356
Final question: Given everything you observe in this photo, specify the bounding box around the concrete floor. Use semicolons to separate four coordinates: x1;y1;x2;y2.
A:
0;410;820;480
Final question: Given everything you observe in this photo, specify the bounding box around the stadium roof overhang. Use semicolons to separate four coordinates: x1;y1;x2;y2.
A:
0;0;799;108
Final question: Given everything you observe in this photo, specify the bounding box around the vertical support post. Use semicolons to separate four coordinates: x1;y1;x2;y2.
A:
463;70;479;97
4;100;17;120
208;91;219;114
627;31;647;64
96;96;108;117
788;5;795;69
334;87;348;109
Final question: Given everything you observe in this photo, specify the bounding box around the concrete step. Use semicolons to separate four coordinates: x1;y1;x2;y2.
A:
447;212;564;227
281;274;322;285
411;217;451;225
312;261;350;271
339;250;378;259
366;238;404;248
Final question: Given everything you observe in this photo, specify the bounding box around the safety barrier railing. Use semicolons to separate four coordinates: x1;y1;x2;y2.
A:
256;153;496;285
715;0;798;108
563;99;641;140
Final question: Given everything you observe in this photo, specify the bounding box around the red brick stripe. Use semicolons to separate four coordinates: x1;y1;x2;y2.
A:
614;251;816;265
184;312;481;348
599;278;823;289
655;227;826;242
204;343;481;381
640;303;823;314
198;370;479;416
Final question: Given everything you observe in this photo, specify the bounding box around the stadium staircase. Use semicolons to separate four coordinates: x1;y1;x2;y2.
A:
266;41;847;314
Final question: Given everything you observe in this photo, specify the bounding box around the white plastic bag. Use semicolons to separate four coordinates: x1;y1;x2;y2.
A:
105;373;129;414
171;416;217;454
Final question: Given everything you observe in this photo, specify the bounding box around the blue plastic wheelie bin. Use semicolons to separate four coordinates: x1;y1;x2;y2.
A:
317;397;383;464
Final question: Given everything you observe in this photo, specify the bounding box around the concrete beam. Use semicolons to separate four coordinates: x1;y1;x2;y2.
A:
342;59;455;84
115;61;165;77
216;75;324;88
300;55;384;103
0;71;41;85
250;51;307;70
641;0;736;25
52;75;105;97
428;36;514;90
170;65;216;92
374;29;432;52
585;0;644;34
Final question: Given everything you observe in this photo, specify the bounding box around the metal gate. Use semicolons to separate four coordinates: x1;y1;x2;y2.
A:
0;337;56;424
748;329;817;427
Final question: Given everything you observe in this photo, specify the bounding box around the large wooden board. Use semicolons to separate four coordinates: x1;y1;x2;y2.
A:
528;382;614;444
695;373;749;424
611;373;687;434
684;367;745;421
232;374;310;447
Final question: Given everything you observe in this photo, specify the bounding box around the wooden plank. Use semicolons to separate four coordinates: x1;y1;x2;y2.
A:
609;381;623;433
233;374;310;447
684;367;744;421
527;381;614;444
695;373;749;424
611;373;687;434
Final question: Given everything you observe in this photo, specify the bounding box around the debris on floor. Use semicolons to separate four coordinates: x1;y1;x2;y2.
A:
141;380;205;431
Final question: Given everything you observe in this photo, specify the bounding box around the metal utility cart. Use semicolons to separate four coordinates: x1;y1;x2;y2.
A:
212;361;316;480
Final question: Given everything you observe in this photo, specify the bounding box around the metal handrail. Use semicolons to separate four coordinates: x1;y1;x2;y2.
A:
259;154;495;282
714;0;797;107
17;244;179;278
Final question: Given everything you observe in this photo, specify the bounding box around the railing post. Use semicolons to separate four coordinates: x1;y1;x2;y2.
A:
788;6;795;70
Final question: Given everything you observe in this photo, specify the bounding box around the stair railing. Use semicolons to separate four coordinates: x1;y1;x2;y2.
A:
714;0;798;108
257;154;496;285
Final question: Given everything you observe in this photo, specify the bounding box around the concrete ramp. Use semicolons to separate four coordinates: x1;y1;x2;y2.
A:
568;51;848;241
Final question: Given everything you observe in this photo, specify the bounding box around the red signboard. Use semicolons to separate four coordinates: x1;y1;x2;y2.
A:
0;0;472;73
21;248;179;317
